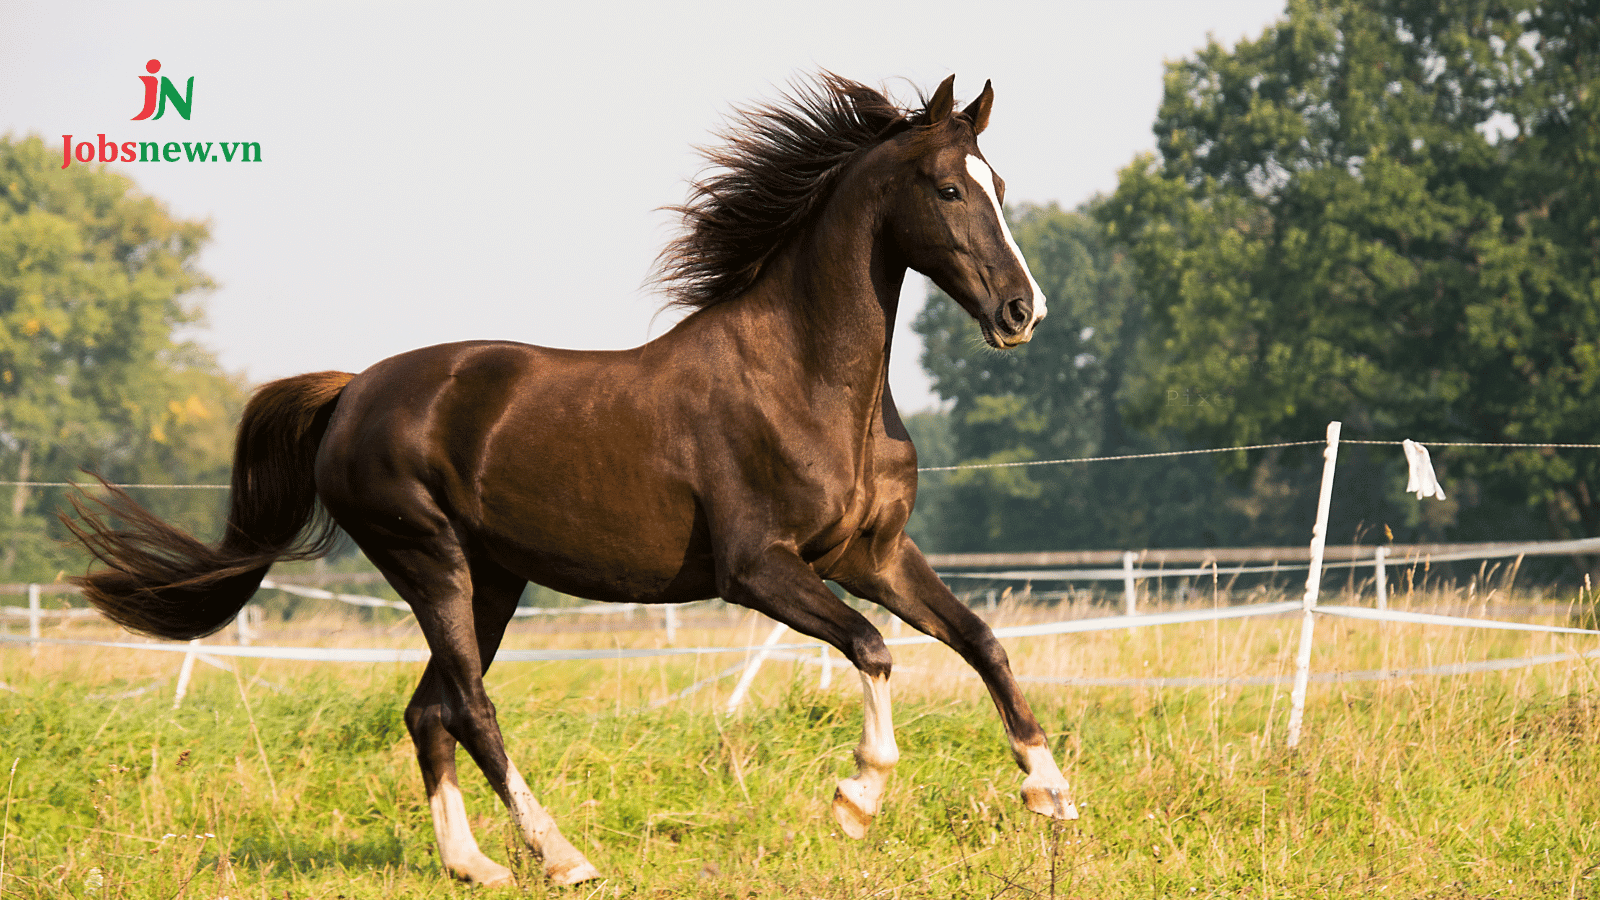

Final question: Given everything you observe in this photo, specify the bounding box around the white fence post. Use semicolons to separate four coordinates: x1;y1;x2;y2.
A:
818;644;832;689
173;639;201;709
1122;551;1138;615
27;583;41;654
1374;546;1389;610
726;622;788;713
664;604;679;645
1286;421;1342;750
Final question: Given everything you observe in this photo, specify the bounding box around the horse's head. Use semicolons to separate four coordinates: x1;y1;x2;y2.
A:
882;76;1046;349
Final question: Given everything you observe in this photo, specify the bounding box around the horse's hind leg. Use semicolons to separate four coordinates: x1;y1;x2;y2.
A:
396;558;598;886
405;659;511;885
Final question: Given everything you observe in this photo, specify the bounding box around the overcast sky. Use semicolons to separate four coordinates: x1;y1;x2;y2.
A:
1;1;1285;411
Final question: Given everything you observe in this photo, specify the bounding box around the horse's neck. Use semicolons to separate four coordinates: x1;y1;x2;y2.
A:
732;217;902;425
666;160;906;431
759;205;904;417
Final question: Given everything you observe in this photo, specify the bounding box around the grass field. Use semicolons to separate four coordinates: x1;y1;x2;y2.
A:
3;584;1600;898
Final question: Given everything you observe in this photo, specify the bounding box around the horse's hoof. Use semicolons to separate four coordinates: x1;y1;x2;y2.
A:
832;781;874;839
452;857;514;887
1021;782;1079;821
547;857;601;885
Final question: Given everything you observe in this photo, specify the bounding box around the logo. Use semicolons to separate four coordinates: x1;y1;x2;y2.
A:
61;58;262;169
131;59;193;121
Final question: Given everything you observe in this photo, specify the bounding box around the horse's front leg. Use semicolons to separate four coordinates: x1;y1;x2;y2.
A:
839;535;1078;821
718;548;899;838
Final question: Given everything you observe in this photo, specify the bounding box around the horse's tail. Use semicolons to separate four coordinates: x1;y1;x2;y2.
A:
64;371;357;641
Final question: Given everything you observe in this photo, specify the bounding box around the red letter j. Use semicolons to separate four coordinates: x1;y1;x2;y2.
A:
131;59;161;120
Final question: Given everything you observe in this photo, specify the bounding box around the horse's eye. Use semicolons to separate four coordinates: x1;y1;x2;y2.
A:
938;185;962;201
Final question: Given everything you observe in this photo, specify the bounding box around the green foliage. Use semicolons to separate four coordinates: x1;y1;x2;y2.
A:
0;135;244;581
911;204;1316;552
1099;0;1600;545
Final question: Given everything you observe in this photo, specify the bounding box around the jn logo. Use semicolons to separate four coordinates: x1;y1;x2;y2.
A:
131;59;193;121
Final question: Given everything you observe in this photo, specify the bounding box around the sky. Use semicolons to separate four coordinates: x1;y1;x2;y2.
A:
0;1;1286;412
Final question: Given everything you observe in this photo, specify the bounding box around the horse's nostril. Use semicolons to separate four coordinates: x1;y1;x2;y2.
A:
998;297;1032;335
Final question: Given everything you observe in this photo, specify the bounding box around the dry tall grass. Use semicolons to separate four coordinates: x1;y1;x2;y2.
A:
2;578;1598;898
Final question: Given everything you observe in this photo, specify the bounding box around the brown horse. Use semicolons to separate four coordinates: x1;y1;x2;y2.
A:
66;73;1074;887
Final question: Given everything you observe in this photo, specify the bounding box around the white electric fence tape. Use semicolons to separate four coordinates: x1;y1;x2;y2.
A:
937;537;1600;583
1316;604;1600;635
257;578;650;617
761;646;1600;688
7;598;1596;663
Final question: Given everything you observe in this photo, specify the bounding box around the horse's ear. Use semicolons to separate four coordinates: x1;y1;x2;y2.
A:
963;79;994;135
926;75;957;125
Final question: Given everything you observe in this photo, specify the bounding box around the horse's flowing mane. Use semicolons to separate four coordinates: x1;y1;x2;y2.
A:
656;73;937;310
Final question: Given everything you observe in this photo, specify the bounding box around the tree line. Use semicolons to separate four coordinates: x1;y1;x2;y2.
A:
3;0;1597;583
0;136;242;583
911;0;1600;568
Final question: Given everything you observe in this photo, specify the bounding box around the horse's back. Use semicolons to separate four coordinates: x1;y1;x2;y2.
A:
314;340;717;603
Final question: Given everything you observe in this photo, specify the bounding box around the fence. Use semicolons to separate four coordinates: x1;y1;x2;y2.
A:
930;537;1600;614
5;422;1600;746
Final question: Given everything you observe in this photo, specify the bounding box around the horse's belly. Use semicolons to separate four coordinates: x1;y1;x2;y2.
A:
473;470;715;605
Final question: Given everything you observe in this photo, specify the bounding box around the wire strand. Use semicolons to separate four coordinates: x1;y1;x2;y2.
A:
6;438;1600;486
915;440;1323;472
919;438;1600;473
0;481;228;490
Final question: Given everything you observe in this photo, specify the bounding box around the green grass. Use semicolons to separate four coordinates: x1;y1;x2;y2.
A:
3;591;1600;898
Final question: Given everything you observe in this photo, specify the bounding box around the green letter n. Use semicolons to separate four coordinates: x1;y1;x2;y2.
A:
155;76;194;120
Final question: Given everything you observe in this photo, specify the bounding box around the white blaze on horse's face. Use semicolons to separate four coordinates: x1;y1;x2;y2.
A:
965;154;1048;331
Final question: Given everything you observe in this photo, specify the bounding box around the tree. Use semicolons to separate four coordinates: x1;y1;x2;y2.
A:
1099;0;1600;547
911;203;1280;553
0;135;243;581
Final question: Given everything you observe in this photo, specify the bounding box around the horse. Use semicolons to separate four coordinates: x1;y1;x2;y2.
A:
65;73;1076;887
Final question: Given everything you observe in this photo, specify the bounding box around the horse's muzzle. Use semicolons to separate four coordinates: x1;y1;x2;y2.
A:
993;296;1042;346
